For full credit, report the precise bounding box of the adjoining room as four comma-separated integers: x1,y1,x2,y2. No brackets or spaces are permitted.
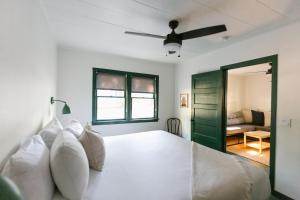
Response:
226,63,272,166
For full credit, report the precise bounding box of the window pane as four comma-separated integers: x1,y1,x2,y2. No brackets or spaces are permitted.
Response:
97,73,125,90
97,89,124,97
132,98,154,119
132,77,154,93
131,93,153,98
97,97,125,120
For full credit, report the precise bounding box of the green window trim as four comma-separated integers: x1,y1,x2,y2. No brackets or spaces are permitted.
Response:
92,68,159,125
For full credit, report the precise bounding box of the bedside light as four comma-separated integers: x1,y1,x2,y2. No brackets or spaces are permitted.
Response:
51,97,71,114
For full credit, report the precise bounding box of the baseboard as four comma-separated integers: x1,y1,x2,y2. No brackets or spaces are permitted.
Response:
272,190,294,200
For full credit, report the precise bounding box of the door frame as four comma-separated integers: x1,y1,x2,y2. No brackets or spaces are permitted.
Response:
220,55,278,191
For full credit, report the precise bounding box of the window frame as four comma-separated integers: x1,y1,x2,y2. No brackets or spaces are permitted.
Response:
92,68,159,125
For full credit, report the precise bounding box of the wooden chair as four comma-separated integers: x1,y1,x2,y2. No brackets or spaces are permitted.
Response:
167,118,182,137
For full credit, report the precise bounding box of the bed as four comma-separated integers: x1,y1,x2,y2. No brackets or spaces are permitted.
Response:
53,130,270,200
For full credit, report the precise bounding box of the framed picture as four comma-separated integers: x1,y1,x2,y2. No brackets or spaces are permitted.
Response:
180,93,188,108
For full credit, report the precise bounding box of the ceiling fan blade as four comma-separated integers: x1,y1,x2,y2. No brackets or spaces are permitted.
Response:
180,25,227,40
125,31,166,39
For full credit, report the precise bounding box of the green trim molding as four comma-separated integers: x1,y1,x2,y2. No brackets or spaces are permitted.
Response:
221,55,278,193
272,190,294,200
92,68,159,125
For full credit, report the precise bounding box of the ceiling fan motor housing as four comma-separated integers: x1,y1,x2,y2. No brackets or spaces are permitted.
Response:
163,33,182,46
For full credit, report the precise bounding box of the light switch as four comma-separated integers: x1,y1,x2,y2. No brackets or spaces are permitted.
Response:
280,119,292,128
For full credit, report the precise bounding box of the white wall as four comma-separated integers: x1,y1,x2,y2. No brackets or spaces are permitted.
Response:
0,0,57,167
227,74,272,114
175,21,300,199
243,74,272,111
227,75,244,114
57,47,175,136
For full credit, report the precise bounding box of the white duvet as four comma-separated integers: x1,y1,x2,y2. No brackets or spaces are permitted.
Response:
192,142,270,200
53,130,270,200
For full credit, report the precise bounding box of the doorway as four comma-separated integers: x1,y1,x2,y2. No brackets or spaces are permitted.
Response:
225,63,272,166
221,55,277,190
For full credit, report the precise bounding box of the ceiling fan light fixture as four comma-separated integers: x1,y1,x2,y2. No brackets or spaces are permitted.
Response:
164,42,181,55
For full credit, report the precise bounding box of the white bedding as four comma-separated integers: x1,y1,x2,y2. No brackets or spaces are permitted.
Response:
53,130,270,200
192,142,270,200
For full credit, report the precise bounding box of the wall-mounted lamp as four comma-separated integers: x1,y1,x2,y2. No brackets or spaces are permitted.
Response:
51,97,71,114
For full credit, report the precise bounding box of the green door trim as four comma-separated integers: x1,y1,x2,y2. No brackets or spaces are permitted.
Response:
220,54,278,192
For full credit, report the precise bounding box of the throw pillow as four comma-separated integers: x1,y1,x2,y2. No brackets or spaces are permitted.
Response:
39,118,63,149
50,131,89,200
2,135,54,200
264,111,271,127
227,112,242,119
79,125,105,171
64,119,84,138
251,110,264,126
242,109,252,123
227,117,245,126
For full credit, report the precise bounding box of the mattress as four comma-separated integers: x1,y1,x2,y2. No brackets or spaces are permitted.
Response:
53,130,270,200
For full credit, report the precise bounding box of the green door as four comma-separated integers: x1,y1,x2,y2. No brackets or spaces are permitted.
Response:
191,70,224,151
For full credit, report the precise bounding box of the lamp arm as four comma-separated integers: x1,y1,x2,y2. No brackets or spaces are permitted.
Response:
54,99,67,104
50,97,67,104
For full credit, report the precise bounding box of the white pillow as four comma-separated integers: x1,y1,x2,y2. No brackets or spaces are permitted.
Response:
50,131,89,200
242,109,252,123
2,135,54,200
64,119,84,138
79,125,105,171
264,111,271,127
39,118,63,149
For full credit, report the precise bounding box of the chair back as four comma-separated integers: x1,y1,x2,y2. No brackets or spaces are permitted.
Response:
167,118,181,137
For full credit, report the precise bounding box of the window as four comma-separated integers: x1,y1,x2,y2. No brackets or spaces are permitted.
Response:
92,68,159,125
96,73,126,120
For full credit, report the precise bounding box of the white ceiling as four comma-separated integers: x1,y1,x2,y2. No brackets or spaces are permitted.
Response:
228,63,271,76
42,0,300,63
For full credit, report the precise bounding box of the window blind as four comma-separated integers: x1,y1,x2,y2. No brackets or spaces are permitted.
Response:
131,77,154,93
96,73,125,90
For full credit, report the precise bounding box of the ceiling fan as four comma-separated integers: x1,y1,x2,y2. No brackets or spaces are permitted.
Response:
125,20,227,57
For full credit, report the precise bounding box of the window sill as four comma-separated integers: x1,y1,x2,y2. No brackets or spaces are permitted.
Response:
92,118,159,125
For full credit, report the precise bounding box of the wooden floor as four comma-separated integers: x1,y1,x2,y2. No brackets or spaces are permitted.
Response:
226,137,270,166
